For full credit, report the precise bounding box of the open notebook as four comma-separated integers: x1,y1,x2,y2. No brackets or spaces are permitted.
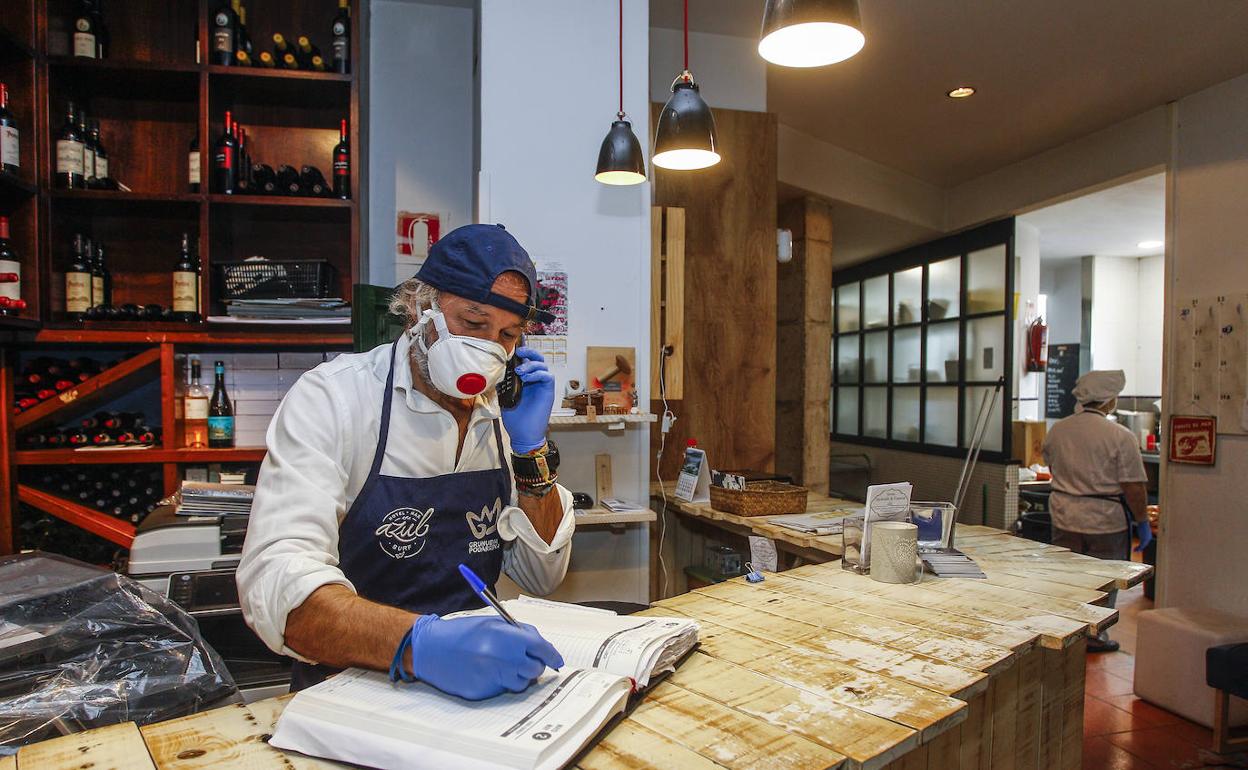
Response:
270,597,700,770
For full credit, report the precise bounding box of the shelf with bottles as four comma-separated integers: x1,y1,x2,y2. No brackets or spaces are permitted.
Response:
0,202,38,326
12,347,161,433
46,0,196,66
206,0,354,77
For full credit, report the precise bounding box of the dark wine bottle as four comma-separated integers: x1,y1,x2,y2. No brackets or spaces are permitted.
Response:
333,118,350,199
92,0,110,58
188,135,200,192
55,102,85,189
172,232,200,322
281,52,299,70
300,165,330,196
214,109,238,194
208,360,234,448
65,233,91,320
0,215,23,317
234,49,253,67
0,83,19,175
257,51,276,68
251,163,276,193
236,2,252,58
272,33,291,60
331,0,350,74
275,164,302,195
309,55,327,72
88,119,108,186
295,36,321,69
237,125,250,190
211,0,237,66
96,242,111,306
72,0,98,59
88,239,104,310
77,108,94,187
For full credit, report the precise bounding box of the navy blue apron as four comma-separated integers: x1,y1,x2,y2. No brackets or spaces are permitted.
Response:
290,341,510,690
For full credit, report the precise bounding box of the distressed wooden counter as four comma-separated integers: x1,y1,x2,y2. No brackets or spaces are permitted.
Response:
7,522,1148,770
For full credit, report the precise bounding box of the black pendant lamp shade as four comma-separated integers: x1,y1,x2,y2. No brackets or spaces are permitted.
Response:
596,119,647,185
759,0,865,68
652,75,720,170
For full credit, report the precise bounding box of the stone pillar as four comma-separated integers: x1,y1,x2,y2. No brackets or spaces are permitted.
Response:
776,197,834,494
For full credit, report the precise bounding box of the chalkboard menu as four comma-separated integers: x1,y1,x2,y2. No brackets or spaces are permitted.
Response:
1046,344,1081,418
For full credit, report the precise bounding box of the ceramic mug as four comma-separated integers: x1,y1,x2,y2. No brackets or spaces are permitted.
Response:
870,521,920,584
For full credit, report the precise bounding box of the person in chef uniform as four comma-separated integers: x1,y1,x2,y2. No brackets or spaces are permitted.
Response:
1043,369,1152,653
237,224,573,695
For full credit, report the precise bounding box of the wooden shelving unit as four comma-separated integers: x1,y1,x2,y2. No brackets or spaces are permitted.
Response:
0,0,366,555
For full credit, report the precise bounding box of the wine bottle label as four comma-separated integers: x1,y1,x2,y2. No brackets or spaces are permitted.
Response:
208,415,234,440
213,19,234,53
91,276,103,307
0,126,18,167
173,271,197,312
333,34,348,61
334,153,349,175
73,30,97,58
216,147,233,170
65,272,90,313
185,398,209,420
83,147,95,178
0,260,19,301
56,140,84,175
189,151,200,184
96,155,108,179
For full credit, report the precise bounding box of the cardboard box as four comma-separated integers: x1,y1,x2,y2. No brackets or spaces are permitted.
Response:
1012,420,1047,466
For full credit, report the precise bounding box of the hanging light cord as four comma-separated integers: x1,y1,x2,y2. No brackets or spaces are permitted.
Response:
683,0,689,71
617,0,624,119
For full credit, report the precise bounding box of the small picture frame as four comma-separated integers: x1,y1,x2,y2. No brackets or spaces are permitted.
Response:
1168,415,1216,465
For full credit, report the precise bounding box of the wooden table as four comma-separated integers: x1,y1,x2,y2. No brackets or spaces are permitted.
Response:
8,506,1150,770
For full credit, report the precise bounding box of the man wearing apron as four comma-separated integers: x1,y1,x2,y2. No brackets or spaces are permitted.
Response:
1042,369,1153,653
238,224,572,698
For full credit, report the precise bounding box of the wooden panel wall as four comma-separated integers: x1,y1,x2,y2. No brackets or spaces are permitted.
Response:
650,105,778,480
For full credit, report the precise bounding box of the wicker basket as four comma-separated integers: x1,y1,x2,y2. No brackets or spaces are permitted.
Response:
709,481,809,517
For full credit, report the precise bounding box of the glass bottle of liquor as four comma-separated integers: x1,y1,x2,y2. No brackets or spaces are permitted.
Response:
0,215,21,316
257,51,276,68
333,119,350,199
65,234,91,320
236,2,252,58
89,119,108,184
214,110,237,194
88,239,104,310
0,83,19,175
272,32,290,61
276,164,301,195
184,356,209,448
208,360,234,448
77,108,94,187
92,0,110,58
281,52,299,70
295,36,321,69
172,232,200,322
211,0,237,66
96,241,111,307
55,102,85,189
72,0,98,58
332,0,351,74
188,134,200,192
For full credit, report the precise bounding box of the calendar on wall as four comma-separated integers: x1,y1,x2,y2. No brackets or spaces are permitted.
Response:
1171,294,1248,435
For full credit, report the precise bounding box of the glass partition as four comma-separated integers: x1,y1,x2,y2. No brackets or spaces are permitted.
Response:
835,387,859,435
863,331,888,383
925,321,960,382
928,257,960,320
894,266,922,325
892,387,921,442
836,335,860,383
964,385,1004,452
836,282,860,333
966,244,1007,314
926,387,959,446
892,328,921,383
966,316,1005,381
863,387,887,438
863,275,890,329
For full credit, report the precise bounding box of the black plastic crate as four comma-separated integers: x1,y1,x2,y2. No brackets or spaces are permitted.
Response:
215,259,337,300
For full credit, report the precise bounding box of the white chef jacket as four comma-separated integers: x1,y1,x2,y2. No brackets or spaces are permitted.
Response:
236,332,575,659
1042,410,1148,535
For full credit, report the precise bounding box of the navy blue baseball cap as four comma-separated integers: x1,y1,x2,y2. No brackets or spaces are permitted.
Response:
415,224,555,324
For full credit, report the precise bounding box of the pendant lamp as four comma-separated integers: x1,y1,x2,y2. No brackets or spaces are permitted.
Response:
758,0,865,68
652,0,719,171
596,0,646,185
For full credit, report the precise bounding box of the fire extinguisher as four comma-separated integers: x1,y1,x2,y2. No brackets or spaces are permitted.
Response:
1027,317,1048,372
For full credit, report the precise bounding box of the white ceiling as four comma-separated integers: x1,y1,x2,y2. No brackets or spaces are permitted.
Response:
1019,173,1165,261
651,0,1248,186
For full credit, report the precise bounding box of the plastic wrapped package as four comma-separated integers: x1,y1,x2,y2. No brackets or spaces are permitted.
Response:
0,552,240,753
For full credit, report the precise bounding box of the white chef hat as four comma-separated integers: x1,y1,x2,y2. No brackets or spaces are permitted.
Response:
1072,370,1126,403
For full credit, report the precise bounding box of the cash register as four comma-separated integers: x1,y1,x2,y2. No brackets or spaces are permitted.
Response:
124,506,291,701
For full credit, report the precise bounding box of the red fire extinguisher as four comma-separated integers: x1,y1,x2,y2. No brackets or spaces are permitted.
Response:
1027,317,1048,372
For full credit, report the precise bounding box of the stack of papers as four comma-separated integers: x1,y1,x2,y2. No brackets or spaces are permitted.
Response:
223,298,351,321
598,498,647,513
175,482,254,516
920,548,987,579
769,509,861,535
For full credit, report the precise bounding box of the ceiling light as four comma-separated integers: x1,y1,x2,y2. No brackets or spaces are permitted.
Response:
947,86,976,99
1138,240,1163,249
653,0,720,171
759,0,865,68
595,0,645,185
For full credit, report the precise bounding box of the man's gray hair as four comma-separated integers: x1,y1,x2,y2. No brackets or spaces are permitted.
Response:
389,278,440,328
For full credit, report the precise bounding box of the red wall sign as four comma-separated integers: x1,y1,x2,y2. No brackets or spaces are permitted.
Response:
1169,415,1217,465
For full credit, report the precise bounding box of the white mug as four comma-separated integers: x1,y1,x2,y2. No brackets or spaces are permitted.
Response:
870,522,920,584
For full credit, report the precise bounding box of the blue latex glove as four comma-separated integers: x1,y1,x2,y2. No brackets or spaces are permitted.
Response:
409,614,564,701
1133,520,1153,552
501,346,555,453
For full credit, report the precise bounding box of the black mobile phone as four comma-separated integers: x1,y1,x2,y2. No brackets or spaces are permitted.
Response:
497,337,525,409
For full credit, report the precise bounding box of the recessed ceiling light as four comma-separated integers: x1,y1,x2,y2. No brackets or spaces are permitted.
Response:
947,86,976,99
1138,240,1163,249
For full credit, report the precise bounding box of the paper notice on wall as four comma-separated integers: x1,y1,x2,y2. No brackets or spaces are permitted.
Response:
526,260,569,369
1217,295,1247,432
1174,295,1248,436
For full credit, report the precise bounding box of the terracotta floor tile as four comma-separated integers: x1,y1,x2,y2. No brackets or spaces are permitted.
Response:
1084,736,1158,769
1167,719,1215,750
1085,695,1143,736
1106,725,1207,768
1098,695,1188,727
1088,668,1137,698
1087,650,1137,676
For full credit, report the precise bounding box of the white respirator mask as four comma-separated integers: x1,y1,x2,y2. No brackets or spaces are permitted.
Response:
415,307,509,399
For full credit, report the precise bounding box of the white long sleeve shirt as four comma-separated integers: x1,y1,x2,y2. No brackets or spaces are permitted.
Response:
236,333,575,660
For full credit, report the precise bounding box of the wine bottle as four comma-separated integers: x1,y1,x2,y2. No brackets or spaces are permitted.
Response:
0,216,22,316
184,356,209,448
332,0,350,74
95,242,111,306
172,232,200,322
214,109,238,194
72,0,98,58
0,83,19,175
281,52,299,70
237,125,250,190
296,36,321,69
257,51,276,68
88,239,104,310
275,164,302,195
333,118,350,199
234,49,253,67
236,2,252,58
209,360,234,448
188,135,200,192
55,102,85,189
88,119,108,186
211,0,237,66
93,0,110,59
65,233,91,320
309,55,327,72
251,163,276,193
300,165,329,196
77,108,95,187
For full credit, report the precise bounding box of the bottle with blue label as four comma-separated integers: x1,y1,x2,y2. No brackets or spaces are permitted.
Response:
208,360,235,448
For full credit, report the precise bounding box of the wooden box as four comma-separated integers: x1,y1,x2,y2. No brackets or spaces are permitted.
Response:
1012,420,1047,466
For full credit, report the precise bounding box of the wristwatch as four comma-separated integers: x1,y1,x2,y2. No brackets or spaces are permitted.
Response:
512,439,560,491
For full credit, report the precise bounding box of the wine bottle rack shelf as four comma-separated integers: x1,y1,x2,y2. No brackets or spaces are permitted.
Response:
17,484,136,548
13,346,161,433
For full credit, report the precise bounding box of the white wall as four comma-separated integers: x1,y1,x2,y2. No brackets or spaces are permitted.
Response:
1040,260,1084,345
1014,221,1043,420
649,28,766,113
367,1,476,287
1087,255,1163,397
1136,255,1164,397
480,0,652,605
1159,73,1248,618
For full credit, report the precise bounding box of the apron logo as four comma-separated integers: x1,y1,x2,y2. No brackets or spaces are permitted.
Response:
466,498,501,540
375,507,435,559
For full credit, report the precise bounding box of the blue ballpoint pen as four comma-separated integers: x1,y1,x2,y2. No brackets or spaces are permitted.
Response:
458,563,519,626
